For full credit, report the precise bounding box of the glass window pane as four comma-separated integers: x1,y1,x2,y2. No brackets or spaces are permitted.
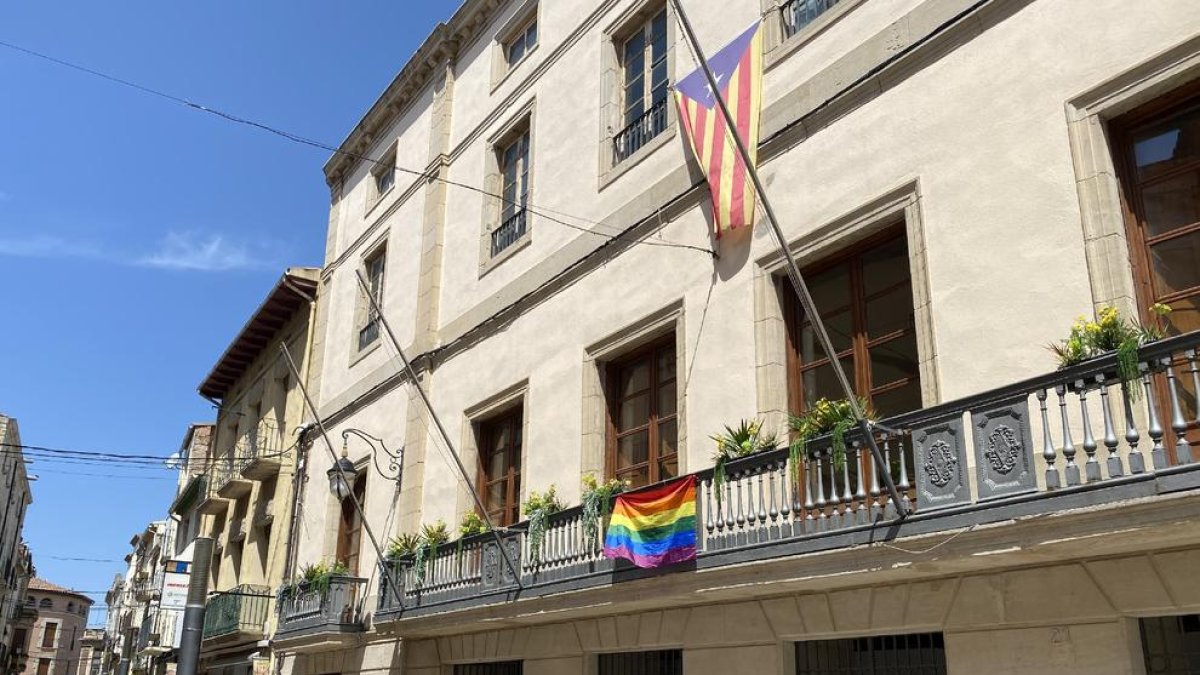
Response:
871,380,922,418
619,393,651,430
507,38,525,65
657,346,676,381
1141,171,1200,238
801,357,854,409
659,418,677,459
657,380,677,417
861,236,909,295
870,332,919,388
621,361,650,396
485,482,505,513
1149,229,1200,297
808,262,851,314
801,309,852,357
487,451,507,480
617,432,649,469
1133,107,1200,181
526,21,538,49
617,465,650,489
1163,296,1200,336
659,455,678,481
865,284,914,338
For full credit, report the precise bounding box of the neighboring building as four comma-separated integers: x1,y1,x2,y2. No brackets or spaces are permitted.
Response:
21,580,91,675
76,630,103,675
270,1,1200,674
100,576,124,675
192,269,318,675
0,416,36,675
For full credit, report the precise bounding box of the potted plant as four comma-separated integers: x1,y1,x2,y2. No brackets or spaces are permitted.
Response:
788,397,875,477
283,559,350,600
581,474,627,547
455,512,489,563
1048,303,1171,398
710,419,776,503
522,486,563,565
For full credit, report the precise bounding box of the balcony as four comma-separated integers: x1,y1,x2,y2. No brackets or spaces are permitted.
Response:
216,456,252,500
376,331,1200,621
612,97,669,164
780,0,842,39
131,572,162,602
201,585,270,642
195,474,227,516
239,419,284,481
275,576,366,642
228,518,246,544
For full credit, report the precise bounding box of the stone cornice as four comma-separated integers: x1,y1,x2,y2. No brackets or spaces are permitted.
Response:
323,0,507,186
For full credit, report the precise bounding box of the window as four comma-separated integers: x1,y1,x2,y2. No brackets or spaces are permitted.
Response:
36,658,50,675
1140,614,1200,674
505,17,538,69
782,229,921,419
492,130,531,258
13,628,27,651
780,0,843,39
336,473,367,576
477,407,523,527
41,623,57,649
607,338,678,489
795,633,947,674
25,597,34,607
38,598,51,610
613,7,669,163
597,650,682,675
66,602,74,613
454,663,522,675
372,149,396,198
357,246,386,351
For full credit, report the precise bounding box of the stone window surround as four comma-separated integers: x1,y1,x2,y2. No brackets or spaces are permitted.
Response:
366,141,399,219
597,0,678,190
581,301,687,481
752,181,937,438
348,233,390,367
479,99,537,277
1065,35,1200,320
759,0,867,71
456,380,530,523
490,0,540,93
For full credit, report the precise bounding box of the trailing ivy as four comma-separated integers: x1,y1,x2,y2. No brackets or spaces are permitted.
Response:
522,486,563,566
581,474,626,547
788,397,874,477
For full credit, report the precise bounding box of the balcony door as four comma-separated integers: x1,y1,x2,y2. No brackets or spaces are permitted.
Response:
477,407,523,528
335,474,366,576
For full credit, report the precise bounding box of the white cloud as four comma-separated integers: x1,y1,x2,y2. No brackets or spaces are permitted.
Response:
138,231,275,272
0,234,103,259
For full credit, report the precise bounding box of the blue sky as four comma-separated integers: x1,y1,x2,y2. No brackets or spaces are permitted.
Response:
0,1,459,626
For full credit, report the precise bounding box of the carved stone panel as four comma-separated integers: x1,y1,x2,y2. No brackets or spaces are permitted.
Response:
971,397,1037,500
481,534,522,589
914,413,971,510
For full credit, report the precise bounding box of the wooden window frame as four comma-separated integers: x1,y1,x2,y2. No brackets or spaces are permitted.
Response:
335,473,367,576
476,406,524,528
41,623,56,650
782,225,918,417
604,335,678,488
620,7,669,129
357,245,387,352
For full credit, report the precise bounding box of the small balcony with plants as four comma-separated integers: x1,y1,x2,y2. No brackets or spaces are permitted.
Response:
201,584,271,643
274,561,366,643
372,308,1200,627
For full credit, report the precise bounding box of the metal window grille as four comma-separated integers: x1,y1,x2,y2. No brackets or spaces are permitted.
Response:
781,0,842,38
490,208,528,258
597,649,683,675
614,8,668,164
795,633,947,675
1141,615,1200,674
453,662,523,675
613,97,669,164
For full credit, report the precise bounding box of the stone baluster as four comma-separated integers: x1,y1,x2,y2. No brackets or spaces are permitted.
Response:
814,452,827,529
869,439,882,521
779,459,792,525
897,436,913,514
1120,376,1145,474
1057,385,1080,486
827,449,843,529
735,469,747,531
1077,380,1101,482
1097,374,1123,478
1037,390,1059,488
756,465,768,533
704,477,715,540
803,455,815,530
724,474,735,531
853,440,867,524
768,460,780,524
1189,349,1200,428
1142,365,1167,470
1164,357,1193,465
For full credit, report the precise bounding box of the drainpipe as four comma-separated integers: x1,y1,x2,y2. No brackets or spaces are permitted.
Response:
280,282,318,585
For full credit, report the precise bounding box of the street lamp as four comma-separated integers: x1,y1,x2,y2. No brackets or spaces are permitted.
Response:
328,429,402,500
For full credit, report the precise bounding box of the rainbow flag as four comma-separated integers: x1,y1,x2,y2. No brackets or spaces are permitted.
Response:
603,476,697,568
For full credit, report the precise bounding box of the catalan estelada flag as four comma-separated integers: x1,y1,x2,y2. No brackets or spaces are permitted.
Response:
603,475,697,568
674,22,763,237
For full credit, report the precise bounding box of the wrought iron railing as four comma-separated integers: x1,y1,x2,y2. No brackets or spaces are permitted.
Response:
780,0,842,38
612,97,669,164
201,585,270,640
490,208,528,258
276,576,366,636
376,331,1200,619
358,318,380,351
235,419,281,467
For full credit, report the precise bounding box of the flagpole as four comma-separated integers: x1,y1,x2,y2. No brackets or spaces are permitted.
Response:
668,0,908,517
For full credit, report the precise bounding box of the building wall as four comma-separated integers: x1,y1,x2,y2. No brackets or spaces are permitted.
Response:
21,592,91,675
0,417,33,669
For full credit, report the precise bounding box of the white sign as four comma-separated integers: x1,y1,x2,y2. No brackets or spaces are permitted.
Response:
160,571,190,611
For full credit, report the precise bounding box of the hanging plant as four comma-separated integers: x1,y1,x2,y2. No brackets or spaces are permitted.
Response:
709,419,776,504
410,521,449,586
581,474,627,546
522,486,563,566
788,397,875,477
1048,303,1171,400
293,559,350,598
456,512,489,562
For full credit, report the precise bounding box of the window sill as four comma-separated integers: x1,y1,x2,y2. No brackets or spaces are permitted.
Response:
764,0,866,73
364,183,396,220
348,337,382,368
490,43,540,94
478,231,533,279
598,123,677,192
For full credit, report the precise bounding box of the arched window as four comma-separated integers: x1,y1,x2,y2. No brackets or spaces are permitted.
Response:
38,598,51,609
66,602,74,612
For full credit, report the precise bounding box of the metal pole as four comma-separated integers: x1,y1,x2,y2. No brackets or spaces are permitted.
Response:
174,537,211,675
278,343,408,609
667,0,907,515
354,271,523,586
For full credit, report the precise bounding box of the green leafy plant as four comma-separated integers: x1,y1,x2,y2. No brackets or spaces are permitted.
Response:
581,473,627,546
1048,304,1171,399
411,520,449,585
458,512,489,538
522,485,563,565
386,532,421,560
293,559,350,597
788,398,875,476
710,419,776,503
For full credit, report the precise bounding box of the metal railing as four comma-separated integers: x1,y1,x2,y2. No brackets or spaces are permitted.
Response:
490,208,528,258
276,576,366,636
236,419,282,467
612,97,669,164
376,331,1200,619
201,585,270,640
780,0,842,38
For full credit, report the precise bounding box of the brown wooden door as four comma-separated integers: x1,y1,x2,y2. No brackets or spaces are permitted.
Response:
477,407,523,527
606,338,679,489
335,474,366,575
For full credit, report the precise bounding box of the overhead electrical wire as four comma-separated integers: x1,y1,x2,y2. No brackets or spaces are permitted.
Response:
0,38,715,258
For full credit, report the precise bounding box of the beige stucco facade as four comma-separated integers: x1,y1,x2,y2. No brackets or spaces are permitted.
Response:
279,0,1200,673
22,580,92,675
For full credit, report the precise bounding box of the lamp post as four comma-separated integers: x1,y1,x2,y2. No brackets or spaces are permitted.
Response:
328,429,402,500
